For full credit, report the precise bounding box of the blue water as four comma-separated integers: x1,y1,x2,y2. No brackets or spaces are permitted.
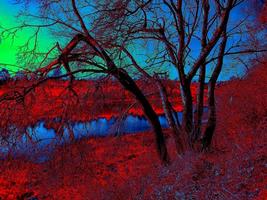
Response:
0,113,183,162
0,108,208,162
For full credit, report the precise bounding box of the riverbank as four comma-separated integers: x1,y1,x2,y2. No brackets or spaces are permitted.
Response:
0,122,266,199
0,79,199,127
0,63,266,199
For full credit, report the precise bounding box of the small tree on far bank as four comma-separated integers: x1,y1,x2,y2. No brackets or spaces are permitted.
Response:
0,68,10,84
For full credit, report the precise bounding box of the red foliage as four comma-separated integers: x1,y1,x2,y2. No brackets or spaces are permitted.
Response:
0,79,200,127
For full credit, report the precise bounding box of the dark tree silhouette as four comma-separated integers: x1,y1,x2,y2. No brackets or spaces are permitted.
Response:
108,0,267,150
2,0,171,163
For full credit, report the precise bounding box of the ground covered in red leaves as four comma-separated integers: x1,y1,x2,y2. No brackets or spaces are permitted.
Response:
0,63,266,200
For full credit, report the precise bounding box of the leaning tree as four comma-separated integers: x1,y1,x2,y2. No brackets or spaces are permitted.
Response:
1,0,266,163
1,0,172,163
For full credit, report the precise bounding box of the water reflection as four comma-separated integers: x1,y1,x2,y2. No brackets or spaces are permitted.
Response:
0,112,184,161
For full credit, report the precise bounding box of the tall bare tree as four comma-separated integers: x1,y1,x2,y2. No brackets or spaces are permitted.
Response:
111,0,267,149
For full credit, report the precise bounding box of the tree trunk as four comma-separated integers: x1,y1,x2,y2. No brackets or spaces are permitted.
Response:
193,0,209,142
112,68,170,164
202,31,228,150
156,78,184,154
193,65,206,142
201,82,216,150
180,80,193,147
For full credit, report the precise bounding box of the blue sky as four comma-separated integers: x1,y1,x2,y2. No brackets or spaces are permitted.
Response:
0,0,264,81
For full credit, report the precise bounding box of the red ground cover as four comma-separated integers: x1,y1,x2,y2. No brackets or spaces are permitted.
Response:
0,63,266,199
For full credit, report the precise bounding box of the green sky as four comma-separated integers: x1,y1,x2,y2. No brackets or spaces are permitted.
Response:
0,2,55,74
0,2,20,72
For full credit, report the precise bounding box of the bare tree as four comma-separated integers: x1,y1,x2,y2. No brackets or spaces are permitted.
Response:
111,0,267,150
1,0,172,163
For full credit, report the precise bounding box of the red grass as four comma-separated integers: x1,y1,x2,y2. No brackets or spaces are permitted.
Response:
0,62,266,199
